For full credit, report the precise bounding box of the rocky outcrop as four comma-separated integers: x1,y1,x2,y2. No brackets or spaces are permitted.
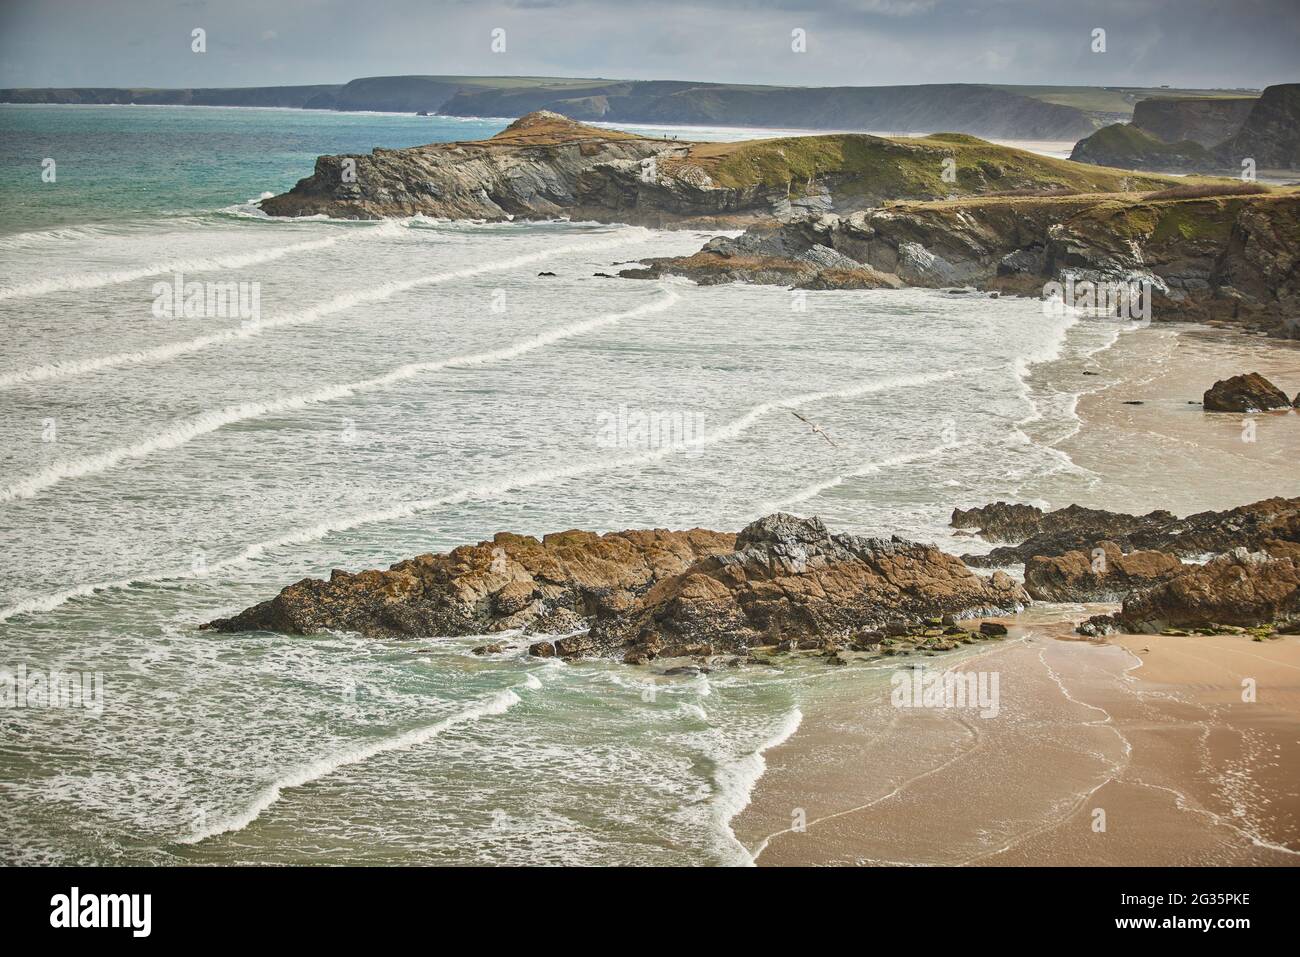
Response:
1078,548,1300,634
259,112,1172,228
1202,372,1294,412
1131,96,1258,149
629,191,1300,337
1024,542,1185,602
204,514,1028,660
951,501,1046,543
961,497,1300,567
202,525,736,639
584,514,1028,662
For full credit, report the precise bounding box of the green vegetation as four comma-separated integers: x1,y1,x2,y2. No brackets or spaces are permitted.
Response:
670,131,1179,199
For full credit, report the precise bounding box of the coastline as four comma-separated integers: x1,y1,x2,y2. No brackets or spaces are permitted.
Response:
736,322,1300,866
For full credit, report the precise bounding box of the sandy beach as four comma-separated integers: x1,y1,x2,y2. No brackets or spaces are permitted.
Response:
738,322,1300,867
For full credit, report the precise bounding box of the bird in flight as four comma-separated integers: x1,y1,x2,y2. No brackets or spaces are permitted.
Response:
791,411,836,447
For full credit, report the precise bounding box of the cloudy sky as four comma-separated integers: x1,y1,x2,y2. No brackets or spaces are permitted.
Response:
1,0,1296,90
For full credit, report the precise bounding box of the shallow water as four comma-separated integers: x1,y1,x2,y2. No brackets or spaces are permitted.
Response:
1,104,1158,865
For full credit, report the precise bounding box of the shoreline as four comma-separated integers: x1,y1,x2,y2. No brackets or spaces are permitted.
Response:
737,322,1300,866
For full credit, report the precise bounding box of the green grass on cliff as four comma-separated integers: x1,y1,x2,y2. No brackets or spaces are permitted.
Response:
672,132,1179,200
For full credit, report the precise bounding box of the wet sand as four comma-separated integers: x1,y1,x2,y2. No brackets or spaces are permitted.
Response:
737,323,1300,866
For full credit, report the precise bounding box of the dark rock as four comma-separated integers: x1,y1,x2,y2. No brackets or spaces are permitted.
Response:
471,642,506,655
951,502,1045,543
528,641,556,658
1202,372,1292,413
962,497,1300,567
979,621,1008,636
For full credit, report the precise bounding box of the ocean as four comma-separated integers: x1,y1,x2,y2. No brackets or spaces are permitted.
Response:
1,104,1128,865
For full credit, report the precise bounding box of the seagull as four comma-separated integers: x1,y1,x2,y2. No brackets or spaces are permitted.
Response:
791,411,836,447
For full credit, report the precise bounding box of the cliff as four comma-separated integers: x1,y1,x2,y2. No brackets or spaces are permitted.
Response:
1131,96,1257,148
259,112,1174,227
1070,83,1300,174
1218,83,1300,171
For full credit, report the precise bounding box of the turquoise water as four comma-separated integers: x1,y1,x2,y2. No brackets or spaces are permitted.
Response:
0,105,1118,865
0,106,509,234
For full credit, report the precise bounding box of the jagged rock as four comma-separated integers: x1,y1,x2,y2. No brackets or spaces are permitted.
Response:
1024,542,1185,602
587,514,1028,660
962,497,1300,567
202,525,735,638
951,502,1045,543
1202,372,1293,412
1078,549,1300,634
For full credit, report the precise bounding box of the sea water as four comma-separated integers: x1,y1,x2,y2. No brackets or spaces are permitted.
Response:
0,104,1124,865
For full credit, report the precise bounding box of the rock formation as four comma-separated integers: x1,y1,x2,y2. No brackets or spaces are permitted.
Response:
202,525,736,639
960,496,1300,567
259,112,1171,228
1078,548,1300,635
1201,372,1295,412
204,514,1029,661
627,191,1300,336
585,514,1027,662
1023,542,1185,602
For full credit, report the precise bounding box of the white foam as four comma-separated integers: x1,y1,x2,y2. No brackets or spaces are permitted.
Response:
2,359,967,618
0,231,650,389
0,287,678,502
175,688,520,845
0,227,399,302
713,707,803,866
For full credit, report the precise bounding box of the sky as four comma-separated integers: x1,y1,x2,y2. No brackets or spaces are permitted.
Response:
1,0,1296,91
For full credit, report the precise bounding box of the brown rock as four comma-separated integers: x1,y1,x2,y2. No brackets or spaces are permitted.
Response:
1024,542,1185,602
590,514,1028,659
202,525,735,638
1202,372,1292,413
1098,549,1300,633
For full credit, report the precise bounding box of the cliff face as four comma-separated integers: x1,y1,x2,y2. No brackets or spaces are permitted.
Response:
1218,83,1300,171
1132,96,1257,148
1070,84,1300,174
260,112,1172,227
624,192,1300,337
